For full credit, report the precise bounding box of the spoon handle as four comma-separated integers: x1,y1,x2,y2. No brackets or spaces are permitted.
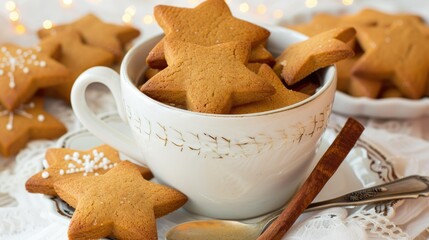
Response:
258,175,429,234
257,118,364,240
306,175,429,211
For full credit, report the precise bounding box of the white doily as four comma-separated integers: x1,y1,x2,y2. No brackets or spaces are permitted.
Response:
284,207,409,240
285,208,367,240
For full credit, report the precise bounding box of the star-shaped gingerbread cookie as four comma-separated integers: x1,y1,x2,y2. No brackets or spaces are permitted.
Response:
38,13,140,62
232,64,309,114
0,44,69,111
146,0,270,69
54,161,187,240
274,27,356,86
141,38,275,114
352,20,429,99
25,144,153,196
38,28,115,102
0,97,66,156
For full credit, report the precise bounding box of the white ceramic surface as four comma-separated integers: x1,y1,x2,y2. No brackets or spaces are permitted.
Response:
48,113,394,240
70,26,337,219
334,92,429,119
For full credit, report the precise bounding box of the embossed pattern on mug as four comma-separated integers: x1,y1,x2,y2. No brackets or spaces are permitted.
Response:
125,103,332,159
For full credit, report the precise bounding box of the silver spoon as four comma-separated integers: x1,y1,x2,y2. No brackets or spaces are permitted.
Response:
165,175,429,240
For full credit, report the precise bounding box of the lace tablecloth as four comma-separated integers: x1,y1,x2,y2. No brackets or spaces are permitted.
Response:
1,0,429,239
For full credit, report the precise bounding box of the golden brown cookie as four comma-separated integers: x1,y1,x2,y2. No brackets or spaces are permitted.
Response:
342,9,424,27
336,53,362,93
25,145,153,196
424,26,429,37
246,63,263,73
143,67,161,81
274,27,356,86
347,76,382,98
248,43,275,66
38,13,140,62
0,97,66,157
0,44,68,111
148,40,273,70
54,161,187,240
380,87,403,98
352,20,429,99
426,74,429,97
356,19,429,51
141,38,275,114
146,0,270,69
232,64,309,114
289,74,321,96
354,25,385,51
38,29,115,102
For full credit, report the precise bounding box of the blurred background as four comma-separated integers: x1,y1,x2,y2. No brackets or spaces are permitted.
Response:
1,0,428,46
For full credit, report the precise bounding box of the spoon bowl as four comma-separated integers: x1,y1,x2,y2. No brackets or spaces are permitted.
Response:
166,220,262,240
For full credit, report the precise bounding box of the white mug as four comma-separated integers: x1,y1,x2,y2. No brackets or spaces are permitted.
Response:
71,26,337,219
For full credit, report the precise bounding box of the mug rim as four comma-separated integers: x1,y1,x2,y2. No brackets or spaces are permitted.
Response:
120,25,336,118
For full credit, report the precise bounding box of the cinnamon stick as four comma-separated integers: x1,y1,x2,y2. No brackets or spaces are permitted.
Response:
257,118,364,240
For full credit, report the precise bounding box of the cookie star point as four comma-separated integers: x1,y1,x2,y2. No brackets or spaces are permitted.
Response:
147,0,270,69
274,27,356,85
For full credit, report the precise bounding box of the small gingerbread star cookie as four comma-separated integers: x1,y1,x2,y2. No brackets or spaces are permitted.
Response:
38,13,140,61
146,0,270,69
0,44,69,111
352,20,429,99
232,64,309,114
38,28,115,102
274,27,356,86
141,38,275,114
25,144,153,196
54,161,187,240
0,97,67,156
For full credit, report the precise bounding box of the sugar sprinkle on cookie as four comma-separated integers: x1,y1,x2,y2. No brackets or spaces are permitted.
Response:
54,161,187,240
0,44,68,111
0,97,67,157
25,144,153,196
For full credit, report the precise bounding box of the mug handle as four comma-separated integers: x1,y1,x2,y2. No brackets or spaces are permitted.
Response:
71,66,145,163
